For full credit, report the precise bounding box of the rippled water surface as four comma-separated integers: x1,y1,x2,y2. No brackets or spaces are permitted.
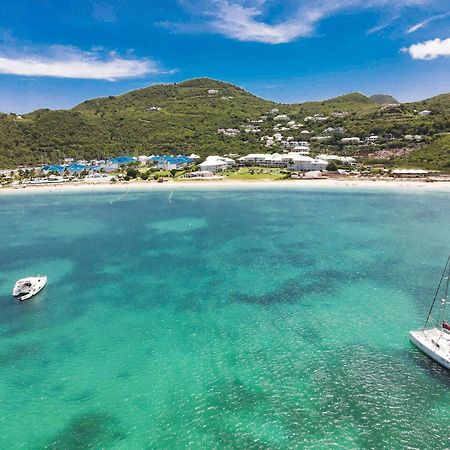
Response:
0,187,449,449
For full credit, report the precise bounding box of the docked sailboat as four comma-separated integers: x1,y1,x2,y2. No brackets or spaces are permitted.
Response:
12,276,47,301
409,254,450,369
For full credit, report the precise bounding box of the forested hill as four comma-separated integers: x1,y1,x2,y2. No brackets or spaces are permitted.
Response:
0,78,449,170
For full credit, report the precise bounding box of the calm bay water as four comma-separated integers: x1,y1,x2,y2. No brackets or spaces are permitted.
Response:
0,187,449,449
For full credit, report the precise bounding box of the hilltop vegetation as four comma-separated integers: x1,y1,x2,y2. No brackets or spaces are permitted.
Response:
369,94,399,105
0,78,449,170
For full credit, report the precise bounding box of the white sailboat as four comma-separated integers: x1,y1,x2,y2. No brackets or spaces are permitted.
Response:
12,276,47,301
409,254,450,369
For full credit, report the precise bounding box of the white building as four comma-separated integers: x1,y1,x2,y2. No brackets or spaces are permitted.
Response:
305,115,328,123
318,154,357,165
238,152,327,171
341,137,361,144
366,135,379,142
311,136,331,141
274,114,290,121
289,156,328,171
404,134,423,141
324,127,344,134
418,110,431,116
184,171,215,178
207,89,219,94
138,155,151,165
199,156,235,172
218,128,240,137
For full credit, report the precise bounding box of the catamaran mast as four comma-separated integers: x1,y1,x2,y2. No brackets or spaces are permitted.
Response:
423,253,450,329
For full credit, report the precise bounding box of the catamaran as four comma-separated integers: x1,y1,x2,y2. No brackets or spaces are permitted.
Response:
409,254,450,369
12,276,47,301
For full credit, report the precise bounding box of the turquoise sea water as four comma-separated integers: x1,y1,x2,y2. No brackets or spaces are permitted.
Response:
0,187,449,449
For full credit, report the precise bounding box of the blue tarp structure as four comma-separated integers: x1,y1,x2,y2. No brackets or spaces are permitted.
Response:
66,164,85,173
150,155,193,165
42,165,64,172
108,156,136,165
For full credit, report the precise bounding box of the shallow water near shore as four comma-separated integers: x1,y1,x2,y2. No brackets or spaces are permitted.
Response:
0,188,449,448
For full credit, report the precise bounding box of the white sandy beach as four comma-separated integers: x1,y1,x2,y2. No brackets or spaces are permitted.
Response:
2,177,450,195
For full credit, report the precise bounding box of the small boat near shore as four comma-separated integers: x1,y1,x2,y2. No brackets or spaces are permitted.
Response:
409,254,450,369
12,276,47,301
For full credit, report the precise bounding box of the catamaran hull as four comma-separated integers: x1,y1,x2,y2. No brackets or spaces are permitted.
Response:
409,330,450,370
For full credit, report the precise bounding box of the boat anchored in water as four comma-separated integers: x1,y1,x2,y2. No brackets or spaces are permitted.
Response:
409,254,450,369
12,276,47,301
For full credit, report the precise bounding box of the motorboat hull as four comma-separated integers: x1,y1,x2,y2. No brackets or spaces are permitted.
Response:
409,328,450,370
12,276,47,301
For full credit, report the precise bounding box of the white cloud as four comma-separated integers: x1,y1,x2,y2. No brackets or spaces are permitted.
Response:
406,13,449,33
0,46,170,80
174,0,429,44
403,37,450,60
367,17,399,35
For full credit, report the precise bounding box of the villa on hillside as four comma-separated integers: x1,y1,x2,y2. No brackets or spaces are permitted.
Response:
218,128,240,137
341,137,361,144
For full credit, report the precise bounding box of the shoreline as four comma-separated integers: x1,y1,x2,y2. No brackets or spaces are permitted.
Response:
1,177,450,195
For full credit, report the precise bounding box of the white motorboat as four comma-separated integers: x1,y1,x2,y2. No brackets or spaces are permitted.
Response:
409,254,450,369
12,276,47,301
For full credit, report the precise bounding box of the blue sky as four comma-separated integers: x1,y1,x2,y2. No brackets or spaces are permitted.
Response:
0,0,449,113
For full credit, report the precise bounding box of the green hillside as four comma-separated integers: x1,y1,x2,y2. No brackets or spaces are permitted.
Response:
369,94,399,105
397,134,450,170
0,77,449,170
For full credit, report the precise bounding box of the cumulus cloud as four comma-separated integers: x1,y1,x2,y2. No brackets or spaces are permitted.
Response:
0,46,170,80
173,0,429,44
403,37,450,60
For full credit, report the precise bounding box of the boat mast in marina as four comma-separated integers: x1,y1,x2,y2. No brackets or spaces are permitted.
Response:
409,253,450,369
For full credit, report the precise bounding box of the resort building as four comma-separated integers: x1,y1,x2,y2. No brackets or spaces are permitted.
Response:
238,152,328,171
289,156,328,172
199,156,235,172
108,156,137,165
151,155,193,171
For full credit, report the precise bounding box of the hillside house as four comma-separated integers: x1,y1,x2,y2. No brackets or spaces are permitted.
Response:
341,137,361,144
218,128,240,137
274,114,290,121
